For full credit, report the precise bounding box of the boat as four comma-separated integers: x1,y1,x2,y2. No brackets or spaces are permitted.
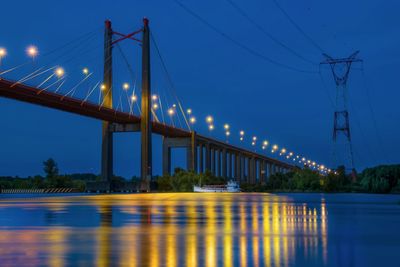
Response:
193,180,241,193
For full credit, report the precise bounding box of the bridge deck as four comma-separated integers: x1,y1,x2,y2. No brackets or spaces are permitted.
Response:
0,79,190,138
0,78,295,168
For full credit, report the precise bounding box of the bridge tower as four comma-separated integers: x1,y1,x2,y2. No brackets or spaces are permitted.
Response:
101,20,114,186
140,18,152,192
321,51,362,175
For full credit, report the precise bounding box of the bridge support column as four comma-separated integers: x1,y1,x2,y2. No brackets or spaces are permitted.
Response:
205,144,211,172
217,149,221,177
235,154,240,182
228,152,232,179
162,133,196,176
222,149,227,178
239,155,243,182
233,154,237,180
140,18,152,192
211,148,216,175
101,20,113,191
187,132,197,172
162,140,171,176
260,161,266,184
199,144,204,173
251,158,256,184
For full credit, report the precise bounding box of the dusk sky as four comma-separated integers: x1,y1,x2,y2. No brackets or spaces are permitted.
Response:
0,0,398,178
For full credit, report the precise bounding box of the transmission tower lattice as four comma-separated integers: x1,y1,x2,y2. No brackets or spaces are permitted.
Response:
321,51,362,173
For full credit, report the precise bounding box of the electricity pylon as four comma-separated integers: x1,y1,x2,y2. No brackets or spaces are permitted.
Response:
321,51,362,175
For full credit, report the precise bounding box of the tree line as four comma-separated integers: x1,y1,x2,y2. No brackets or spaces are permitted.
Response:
1,158,399,194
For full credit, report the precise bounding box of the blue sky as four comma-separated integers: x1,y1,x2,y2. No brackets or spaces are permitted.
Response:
0,0,399,177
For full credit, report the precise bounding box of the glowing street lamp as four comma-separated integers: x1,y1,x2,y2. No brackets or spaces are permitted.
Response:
122,82,130,90
187,108,192,115
206,115,213,124
189,116,196,124
252,136,257,141
26,45,38,59
208,124,214,131
0,47,6,66
0,47,6,58
100,84,107,91
225,131,230,136
167,108,175,116
224,124,230,130
152,94,158,101
131,94,137,102
55,67,65,78
152,103,159,110
82,68,89,75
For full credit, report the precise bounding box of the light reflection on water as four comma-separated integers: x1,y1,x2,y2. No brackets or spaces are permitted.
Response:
0,193,399,267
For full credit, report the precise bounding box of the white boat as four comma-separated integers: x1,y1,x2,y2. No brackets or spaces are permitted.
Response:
193,180,241,193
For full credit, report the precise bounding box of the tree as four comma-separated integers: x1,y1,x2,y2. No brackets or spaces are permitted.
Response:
43,158,59,179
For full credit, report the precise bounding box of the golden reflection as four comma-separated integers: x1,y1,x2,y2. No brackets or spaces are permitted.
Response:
223,198,233,267
186,200,198,267
205,198,217,267
239,202,247,267
0,193,329,267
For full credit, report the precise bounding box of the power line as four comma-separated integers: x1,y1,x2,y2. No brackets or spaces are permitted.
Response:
226,0,317,65
360,63,389,163
271,0,325,54
173,0,318,74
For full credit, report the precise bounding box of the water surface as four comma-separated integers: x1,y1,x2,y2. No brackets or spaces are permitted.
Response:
0,193,399,266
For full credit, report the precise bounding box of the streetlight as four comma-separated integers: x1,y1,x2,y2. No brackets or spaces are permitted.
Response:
26,45,38,60
208,124,214,131
239,130,244,141
0,47,6,58
123,82,130,90
55,67,65,78
131,94,137,102
153,103,159,110
224,124,230,130
83,68,89,75
189,116,196,124
187,108,192,115
167,108,175,116
206,115,213,124
0,47,6,66
152,94,158,101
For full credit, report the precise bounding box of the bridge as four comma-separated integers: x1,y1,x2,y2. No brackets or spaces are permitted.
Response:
0,18,321,192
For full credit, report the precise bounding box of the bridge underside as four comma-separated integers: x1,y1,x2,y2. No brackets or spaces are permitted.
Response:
0,78,296,188
0,79,190,138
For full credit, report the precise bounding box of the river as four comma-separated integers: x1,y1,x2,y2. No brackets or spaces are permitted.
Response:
0,193,399,266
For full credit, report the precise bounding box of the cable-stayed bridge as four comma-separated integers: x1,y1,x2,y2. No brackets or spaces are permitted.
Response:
0,18,329,192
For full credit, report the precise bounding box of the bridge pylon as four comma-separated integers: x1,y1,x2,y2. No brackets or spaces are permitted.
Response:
101,19,114,190
140,18,152,192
